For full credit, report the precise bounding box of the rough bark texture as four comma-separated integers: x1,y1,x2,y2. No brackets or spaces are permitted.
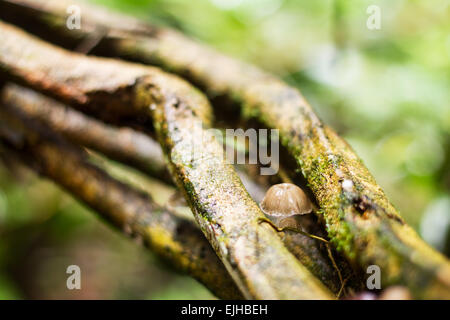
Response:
0,21,333,299
2,84,171,181
0,0,448,299
2,83,351,294
0,100,243,300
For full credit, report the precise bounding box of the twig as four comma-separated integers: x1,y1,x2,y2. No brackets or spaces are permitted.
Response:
2,84,171,182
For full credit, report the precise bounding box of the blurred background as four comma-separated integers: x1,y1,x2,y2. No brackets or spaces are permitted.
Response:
0,0,448,299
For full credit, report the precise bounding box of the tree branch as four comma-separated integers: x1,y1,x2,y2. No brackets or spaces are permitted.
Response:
2,0,447,299
0,99,244,300
2,83,354,295
2,83,171,181
0,21,333,299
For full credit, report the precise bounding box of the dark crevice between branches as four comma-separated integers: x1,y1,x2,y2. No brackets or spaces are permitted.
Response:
0,22,335,299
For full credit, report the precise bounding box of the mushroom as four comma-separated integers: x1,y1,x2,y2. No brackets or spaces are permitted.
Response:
259,183,312,230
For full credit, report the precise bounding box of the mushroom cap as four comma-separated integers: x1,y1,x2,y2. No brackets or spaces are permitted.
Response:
259,183,312,217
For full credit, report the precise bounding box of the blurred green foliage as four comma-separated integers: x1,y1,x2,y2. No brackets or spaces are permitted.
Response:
0,0,448,299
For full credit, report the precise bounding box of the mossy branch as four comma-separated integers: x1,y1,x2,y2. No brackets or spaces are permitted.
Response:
0,99,243,300
0,21,333,299
2,83,171,182
1,0,447,299
1,83,352,294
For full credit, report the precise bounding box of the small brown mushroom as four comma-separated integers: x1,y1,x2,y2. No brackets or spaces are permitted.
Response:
259,183,312,230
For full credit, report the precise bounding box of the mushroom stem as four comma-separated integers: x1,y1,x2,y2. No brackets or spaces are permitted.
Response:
257,217,328,243
258,216,345,296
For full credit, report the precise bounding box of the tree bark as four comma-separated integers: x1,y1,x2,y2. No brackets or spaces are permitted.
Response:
2,83,171,181
0,21,333,299
0,0,448,299
1,83,353,294
0,100,243,300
